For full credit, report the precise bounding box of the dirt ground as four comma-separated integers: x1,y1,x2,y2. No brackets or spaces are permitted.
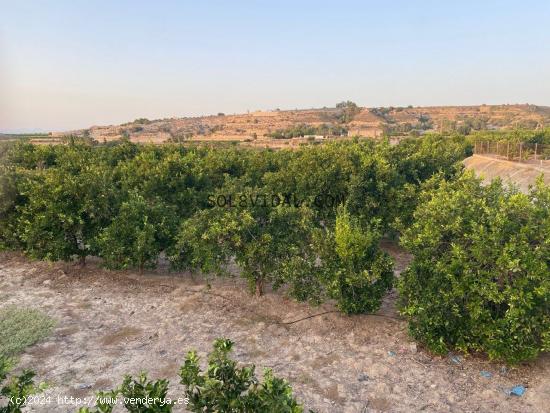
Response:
464,154,550,193
0,246,548,413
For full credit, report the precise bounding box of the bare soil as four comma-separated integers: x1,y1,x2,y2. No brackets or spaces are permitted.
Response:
0,247,548,413
464,154,550,193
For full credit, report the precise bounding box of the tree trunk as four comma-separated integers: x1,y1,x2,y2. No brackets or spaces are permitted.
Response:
255,278,263,297
78,255,86,267
139,262,144,275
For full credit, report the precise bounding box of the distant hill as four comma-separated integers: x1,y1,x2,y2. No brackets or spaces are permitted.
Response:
47,104,550,147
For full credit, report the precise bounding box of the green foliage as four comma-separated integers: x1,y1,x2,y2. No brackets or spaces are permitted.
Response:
0,363,46,413
0,164,22,250
330,209,394,313
0,306,55,359
180,338,305,412
170,184,315,296
77,338,306,412
468,128,550,145
282,207,394,314
168,205,242,276
119,373,173,412
4,134,547,362
335,101,360,123
388,134,470,231
97,191,177,271
76,391,118,413
345,144,400,229
1,135,470,313
77,374,172,413
15,145,116,262
263,142,360,221
399,173,550,362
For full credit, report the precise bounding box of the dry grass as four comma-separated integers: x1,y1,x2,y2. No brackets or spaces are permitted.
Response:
0,306,56,358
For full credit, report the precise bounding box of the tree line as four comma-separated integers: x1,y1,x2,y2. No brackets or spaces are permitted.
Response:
0,136,467,301
1,135,548,362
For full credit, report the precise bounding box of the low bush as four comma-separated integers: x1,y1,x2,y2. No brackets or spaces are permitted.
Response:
78,338,307,413
181,338,306,412
0,357,47,413
0,307,55,359
282,207,394,314
0,307,52,412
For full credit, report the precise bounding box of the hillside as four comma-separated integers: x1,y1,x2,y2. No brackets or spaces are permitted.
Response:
45,103,550,146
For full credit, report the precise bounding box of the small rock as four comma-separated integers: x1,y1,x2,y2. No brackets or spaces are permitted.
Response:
409,343,417,354
480,370,492,378
77,383,92,390
357,373,369,382
388,351,396,357
450,355,462,364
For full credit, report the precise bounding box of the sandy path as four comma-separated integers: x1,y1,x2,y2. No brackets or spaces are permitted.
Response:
0,251,548,413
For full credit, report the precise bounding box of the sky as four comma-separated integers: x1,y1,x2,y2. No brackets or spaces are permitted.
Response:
1,0,550,132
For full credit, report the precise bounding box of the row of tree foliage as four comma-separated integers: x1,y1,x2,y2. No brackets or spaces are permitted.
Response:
0,136,469,305
468,128,550,144
1,136,548,362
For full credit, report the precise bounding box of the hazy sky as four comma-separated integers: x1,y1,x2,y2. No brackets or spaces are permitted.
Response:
1,0,550,132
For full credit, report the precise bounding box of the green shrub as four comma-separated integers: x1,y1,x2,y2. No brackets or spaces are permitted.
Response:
399,173,550,363
0,357,46,413
0,165,22,250
77,374,170,413
78,338,307,413
97,191,177,272
170,194,314,296
283,207,394,314
118,374,173,412
180,338,305,412
15,146,116,263
329,209,394,313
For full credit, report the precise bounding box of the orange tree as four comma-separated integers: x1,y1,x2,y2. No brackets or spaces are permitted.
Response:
399,173,550,362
